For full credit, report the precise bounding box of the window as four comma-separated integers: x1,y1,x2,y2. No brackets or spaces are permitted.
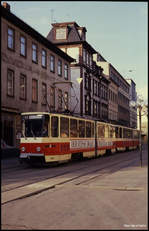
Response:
32,79,38,102
109,126,115,138
20,74,26,100
70,119,78,137
91,123,95,137
64,64,68,79
56,28,66,40
7,69,14,97
85,73,91,91
50,55,55,72
58,59,62,76
79,120,85,138
86,122,91,137
32,43,38,63
93,100,97,117
8,27,15,50
85,95,91,115
20,35,26,57
51,116,59,137
93,80,98,96
64,92,68,110
98,125,105,138
115,127,119,138
58,89,62,109
60,117,69,138
42,49,47,68
42,83,47,105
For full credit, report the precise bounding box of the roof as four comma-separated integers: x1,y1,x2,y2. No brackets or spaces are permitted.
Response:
55,41,97,54
1,5,74,63
52,21,87,32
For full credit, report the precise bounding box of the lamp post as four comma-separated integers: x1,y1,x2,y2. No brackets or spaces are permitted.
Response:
130,99,147,167
138,105,142,167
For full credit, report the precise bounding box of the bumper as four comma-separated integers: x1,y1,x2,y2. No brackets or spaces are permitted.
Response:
20,153,44,158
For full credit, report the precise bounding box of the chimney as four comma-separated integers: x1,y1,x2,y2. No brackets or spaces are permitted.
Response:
2,2,10,11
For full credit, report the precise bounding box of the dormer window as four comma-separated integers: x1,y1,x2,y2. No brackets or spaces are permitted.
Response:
56,28,66,40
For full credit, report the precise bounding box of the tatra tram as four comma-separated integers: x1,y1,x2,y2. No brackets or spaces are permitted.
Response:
20,112,140,165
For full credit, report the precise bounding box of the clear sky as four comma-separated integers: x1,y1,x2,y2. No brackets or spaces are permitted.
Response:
3,1,148,103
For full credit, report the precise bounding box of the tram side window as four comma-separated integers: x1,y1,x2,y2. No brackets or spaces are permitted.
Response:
86,121,91,137
115,127,119,138
91,122,95,137
133,130,139,138
51,116,59,137
129,130,133,138
70,119,78,137
119,127,122,138
98,125,105,138
109,126,115,138
60,117,69,138
79,120,85,137
123,128,131,138
105,125,109,138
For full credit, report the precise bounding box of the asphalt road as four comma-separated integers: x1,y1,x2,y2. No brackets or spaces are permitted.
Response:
1,145,148,230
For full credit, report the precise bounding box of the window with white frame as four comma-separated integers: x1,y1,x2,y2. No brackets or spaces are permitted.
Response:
8,27,15,50
42,49,47,68
20,35,26,57
64,64,68,79
58,59,62,76
50,55,55,72
32,43,38,63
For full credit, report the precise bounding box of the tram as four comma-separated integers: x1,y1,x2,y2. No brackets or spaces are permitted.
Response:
20,112,140,165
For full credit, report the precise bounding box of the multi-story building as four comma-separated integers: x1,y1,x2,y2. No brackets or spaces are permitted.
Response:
126,78,137,128
47,21,109,121
1,3,74,147
94,52,130,127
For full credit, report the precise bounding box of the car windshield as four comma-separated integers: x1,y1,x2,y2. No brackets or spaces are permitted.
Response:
22,114,49,137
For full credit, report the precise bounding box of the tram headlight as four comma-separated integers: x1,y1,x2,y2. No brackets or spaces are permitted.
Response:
21,147,25,152
36,147,41,152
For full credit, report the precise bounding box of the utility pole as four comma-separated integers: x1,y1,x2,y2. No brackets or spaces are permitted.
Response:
138,105,142,167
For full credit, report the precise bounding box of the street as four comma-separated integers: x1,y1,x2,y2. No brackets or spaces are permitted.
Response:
1,145,148,230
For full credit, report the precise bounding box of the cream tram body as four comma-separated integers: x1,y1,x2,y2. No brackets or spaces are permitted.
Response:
20,112,140,164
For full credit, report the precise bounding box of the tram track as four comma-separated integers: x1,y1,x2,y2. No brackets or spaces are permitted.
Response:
1,150,141,205
2,151,133,192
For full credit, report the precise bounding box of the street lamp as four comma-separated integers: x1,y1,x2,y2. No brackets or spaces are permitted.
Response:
130,99,147,167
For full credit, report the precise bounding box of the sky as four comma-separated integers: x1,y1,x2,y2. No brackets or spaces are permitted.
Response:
3,1,148,103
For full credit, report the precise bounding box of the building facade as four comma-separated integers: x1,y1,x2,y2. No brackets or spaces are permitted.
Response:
94,53,130,127
1,3,74,147
126,78,137,128
47,22,109,121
